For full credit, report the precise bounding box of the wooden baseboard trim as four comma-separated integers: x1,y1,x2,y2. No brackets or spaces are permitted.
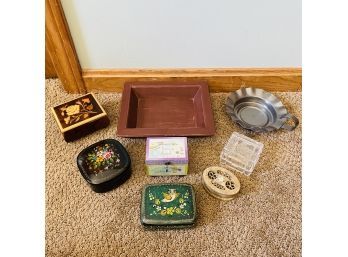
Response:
82,68,302,92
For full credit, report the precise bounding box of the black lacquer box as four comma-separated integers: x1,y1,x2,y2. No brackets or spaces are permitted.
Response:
77,139,131,193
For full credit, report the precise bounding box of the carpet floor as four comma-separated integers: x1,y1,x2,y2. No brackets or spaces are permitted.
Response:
45,79,302,257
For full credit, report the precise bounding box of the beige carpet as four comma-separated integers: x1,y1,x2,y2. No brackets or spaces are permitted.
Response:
45,79,302,257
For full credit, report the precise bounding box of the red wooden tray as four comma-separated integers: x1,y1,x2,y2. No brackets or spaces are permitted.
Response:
117,81,215,137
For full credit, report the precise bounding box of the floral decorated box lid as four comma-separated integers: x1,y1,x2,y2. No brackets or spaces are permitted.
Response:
77,139,131,193
140,183,196,228
145,137,188,165
51,93,107,133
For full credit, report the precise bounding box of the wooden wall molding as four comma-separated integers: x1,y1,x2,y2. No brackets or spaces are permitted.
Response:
45,44,57,78
82,68,302,92
45,0,85,93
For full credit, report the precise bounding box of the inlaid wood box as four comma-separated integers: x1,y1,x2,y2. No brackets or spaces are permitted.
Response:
51,93,110,142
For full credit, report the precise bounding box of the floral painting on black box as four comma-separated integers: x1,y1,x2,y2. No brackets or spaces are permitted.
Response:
51,93,110,142
77,139,131,193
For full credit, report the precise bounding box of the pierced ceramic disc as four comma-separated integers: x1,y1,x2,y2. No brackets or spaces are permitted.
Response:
202,166,240,200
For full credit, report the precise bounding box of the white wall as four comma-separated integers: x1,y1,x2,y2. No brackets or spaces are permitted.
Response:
61,0,301,69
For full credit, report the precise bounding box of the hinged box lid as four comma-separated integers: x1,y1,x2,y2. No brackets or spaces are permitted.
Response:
140,183,196,227
51,93,107,133
145,137,188,165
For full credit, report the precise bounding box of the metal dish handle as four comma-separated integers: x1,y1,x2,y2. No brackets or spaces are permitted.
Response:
281,114,299,131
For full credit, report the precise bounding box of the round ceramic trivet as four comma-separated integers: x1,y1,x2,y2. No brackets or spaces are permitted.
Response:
202,166,240,200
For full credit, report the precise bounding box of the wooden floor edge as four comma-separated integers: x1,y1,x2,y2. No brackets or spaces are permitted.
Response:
82,68,302,92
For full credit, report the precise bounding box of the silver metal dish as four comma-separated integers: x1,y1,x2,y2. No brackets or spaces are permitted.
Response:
226,87,299,132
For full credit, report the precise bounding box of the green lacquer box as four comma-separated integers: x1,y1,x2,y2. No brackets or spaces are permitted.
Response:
140,183,196,229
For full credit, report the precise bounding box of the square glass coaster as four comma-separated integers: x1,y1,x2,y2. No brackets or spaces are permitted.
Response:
220,132,263,176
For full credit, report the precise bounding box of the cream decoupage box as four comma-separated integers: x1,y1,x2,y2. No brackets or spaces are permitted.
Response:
145,137,188,176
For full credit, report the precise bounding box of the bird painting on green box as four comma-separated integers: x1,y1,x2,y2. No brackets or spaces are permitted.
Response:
141,184,196,226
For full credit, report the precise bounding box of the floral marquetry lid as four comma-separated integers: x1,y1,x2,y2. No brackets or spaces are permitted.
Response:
141,183,196,228
51,93,107,133
77,139,131,192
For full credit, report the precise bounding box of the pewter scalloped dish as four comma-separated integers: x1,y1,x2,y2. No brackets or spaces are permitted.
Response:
226,87,299,132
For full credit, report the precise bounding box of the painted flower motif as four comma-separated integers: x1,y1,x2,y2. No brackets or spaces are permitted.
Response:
103,151,112,159
85,143,121,174
66,105,80,116
149,189,191,217
166,207,174,215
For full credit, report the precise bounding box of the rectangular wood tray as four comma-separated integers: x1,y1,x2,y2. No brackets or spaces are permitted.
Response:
117,81,215,137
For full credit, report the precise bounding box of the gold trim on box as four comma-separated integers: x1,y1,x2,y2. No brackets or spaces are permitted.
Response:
51,93,107,133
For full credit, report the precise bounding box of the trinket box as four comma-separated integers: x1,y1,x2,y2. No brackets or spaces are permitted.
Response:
145,137,188,176
140,183,196,229
51,93,110,142
77,139,131,193
220,132,263,176
202,166,240,200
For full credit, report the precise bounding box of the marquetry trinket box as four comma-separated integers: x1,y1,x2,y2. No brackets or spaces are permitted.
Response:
77,139,131,193
145,137,188,176
140,183,196,229
51,93,110,142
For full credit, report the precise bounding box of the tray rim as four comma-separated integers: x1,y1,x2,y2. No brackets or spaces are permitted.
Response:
117,81,215,137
